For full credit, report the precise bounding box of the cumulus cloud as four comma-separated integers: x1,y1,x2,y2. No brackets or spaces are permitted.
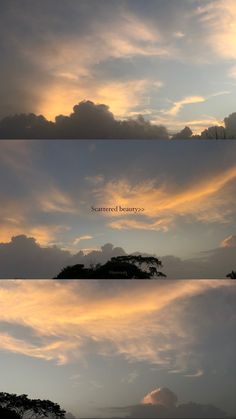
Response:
0,234,236,278
125,394,226,418
0,235,70,278
0,101,236,138
120,386,228,417
0,236,127,278
0,280,235,418
0,101,169,139
142,387,177,408
93,165,236,230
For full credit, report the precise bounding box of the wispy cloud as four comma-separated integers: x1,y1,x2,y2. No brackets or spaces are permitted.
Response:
0,280,233,371
93,166,236,231
73,235,93,246
196,0,236,60
162,92,230,117
163,96,206,117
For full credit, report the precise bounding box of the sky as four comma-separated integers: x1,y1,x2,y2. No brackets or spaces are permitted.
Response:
1,0,236,134
0,280,235,418
0,139,236,278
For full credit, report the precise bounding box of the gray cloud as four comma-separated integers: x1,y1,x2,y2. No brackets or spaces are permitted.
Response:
125,400,226,418
0,234,235,278
142,387,178,408
110,387,227,418
0,101,169,139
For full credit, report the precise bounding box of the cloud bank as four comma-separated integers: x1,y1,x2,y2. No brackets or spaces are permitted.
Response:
0,102,236,138
0,235,235,278
0,280,235,417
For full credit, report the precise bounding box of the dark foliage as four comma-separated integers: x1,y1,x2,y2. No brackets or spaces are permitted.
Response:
55,255,166,279
0,392,66,418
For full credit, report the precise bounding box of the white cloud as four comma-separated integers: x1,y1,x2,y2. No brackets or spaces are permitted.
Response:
73,235,93,246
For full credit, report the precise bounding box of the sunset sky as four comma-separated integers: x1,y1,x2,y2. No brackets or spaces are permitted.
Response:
0,139,236,278
1,0,236,133
0,280,235,417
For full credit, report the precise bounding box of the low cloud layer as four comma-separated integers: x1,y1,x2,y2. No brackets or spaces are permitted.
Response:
0,101,169,139
0,102,236,138
0,235,235,278
123,386,226,418
142,387,178,408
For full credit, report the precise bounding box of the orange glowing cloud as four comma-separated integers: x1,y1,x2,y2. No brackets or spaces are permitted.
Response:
0,280,233,366
197,0,236,59
93,166,236,230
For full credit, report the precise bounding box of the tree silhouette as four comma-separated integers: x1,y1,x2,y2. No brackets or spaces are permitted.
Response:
226,270,236,279
55,255,166,279
0,407,20,418
0,393,66,418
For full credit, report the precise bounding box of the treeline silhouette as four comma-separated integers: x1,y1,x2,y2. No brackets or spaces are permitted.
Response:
0,392,65,418
55,255,166,279
226,270,236,279
0,100,236,139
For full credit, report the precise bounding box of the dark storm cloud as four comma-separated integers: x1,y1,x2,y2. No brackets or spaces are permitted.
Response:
0,235,235,278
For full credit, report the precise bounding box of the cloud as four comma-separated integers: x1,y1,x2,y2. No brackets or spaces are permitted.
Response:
163,92,230,118
0,280,234,369
184,369,204,378
0,1,174,121
73,235,93,246
163,96,206,117
0,101,169,139
93,165,236,231
0,235,70,278
220,235,236,248
142,388,178,408
125,389,226,418
0,233,236,279
1,100,236,138
229,66,236,79
0,237,128,278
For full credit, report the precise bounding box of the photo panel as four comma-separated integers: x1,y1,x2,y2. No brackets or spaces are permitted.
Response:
0,139,236,279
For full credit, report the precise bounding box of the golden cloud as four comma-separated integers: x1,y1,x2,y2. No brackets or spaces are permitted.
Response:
197,0,236,59
0,280,233,367
93,166,236,231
